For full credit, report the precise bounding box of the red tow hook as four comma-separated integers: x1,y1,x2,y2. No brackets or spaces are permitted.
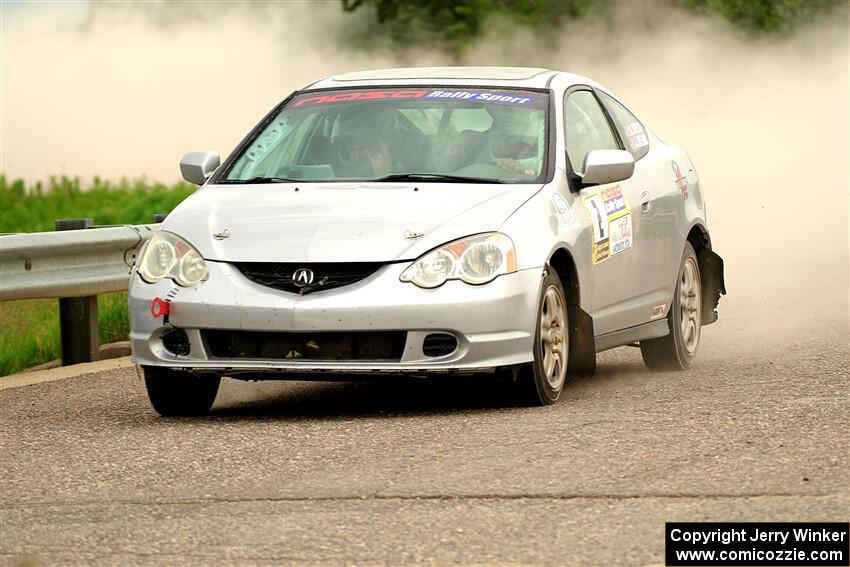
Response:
151,297,170,318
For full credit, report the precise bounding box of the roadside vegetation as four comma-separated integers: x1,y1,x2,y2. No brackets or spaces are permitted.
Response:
342,0,844,52
0,175,193,233
0,176,194,376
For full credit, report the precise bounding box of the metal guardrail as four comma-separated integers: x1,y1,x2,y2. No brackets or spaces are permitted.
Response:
0,223,160,301
0,220,162,367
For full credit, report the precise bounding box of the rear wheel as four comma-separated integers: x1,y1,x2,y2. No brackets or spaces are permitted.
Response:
517,270,568,405
640,242,702,370
143,366,220,416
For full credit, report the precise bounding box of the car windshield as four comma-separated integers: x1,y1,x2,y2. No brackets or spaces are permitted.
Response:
220,87,550,184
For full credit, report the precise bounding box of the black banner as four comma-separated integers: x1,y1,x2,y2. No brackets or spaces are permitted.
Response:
666,522,849,566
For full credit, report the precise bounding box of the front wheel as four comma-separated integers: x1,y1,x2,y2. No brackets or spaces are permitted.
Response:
143,366,221,417
517,269,569,405
640,242,702,370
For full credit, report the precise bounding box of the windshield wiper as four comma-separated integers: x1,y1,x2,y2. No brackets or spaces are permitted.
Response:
220,176,299,184
373,173,506,184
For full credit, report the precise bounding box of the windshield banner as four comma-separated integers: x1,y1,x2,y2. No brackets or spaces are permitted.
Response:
291,88,547,109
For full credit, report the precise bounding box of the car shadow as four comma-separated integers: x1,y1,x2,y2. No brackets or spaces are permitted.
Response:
203,349,648,421
209,374,531,421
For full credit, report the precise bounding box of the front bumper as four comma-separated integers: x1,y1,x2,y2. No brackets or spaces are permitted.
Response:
129,261,542,375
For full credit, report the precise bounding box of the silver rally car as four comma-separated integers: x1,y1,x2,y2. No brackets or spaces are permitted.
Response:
130,67,725,415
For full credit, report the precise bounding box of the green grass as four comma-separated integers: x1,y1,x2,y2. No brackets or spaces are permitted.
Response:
0,176,194,375
0,292,130,376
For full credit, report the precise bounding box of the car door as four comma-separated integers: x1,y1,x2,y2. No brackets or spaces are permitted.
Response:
597,90,680,319
564,89,648,335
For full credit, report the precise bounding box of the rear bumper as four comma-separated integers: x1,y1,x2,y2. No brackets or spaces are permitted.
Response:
129,261,542,375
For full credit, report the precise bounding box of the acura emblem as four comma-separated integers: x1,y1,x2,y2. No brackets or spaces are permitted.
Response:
292,268,314,287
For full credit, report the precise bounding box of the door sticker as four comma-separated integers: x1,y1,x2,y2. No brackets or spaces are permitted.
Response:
672,160,688,200
582,185,633,265
624,122,648,150
650,304,667,320
585,194,608,243
609,214,632,255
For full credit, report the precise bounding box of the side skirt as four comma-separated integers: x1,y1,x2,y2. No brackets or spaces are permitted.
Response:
594,319,669,353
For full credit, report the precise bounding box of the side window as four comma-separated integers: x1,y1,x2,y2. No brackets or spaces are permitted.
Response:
564,90,620,175
599,91,649,160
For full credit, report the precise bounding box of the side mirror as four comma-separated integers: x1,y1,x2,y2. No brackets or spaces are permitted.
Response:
580,149,635,186
180,151,221,185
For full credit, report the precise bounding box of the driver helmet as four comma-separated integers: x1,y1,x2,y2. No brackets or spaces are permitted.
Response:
334,106,397,177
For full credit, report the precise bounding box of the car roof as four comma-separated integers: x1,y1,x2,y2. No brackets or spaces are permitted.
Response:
304,66,593,90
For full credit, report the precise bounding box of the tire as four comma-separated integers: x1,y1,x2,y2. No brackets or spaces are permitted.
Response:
640,242,702,370
143,366,221,417
517,269,569,406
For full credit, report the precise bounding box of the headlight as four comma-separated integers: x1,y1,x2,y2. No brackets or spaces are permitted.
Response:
400,232,516,288
138,231,209,286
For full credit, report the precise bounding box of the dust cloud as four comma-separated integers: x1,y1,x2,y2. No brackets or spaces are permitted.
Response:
2,1,847,341
0,1,419,185
461,5,850,344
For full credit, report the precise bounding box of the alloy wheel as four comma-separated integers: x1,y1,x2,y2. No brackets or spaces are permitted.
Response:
540,285,568,390
680,257,701,353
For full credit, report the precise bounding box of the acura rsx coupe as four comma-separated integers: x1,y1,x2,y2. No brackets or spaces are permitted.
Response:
129,66,725,416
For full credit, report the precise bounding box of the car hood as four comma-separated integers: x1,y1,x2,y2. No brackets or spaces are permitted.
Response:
164,182,543,263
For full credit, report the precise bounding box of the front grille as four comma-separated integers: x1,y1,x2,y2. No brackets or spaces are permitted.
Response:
203,330,407,361
233,262,385,295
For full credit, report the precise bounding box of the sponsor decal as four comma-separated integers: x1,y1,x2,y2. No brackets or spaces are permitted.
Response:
650,304,667,320
425,90,533,105
292,90,429,107
601,185,626,215
609,214,632,255
582,184,633,265
600,186,621,200
623,121,648,151
291,89,541,108
628,133,648,150
672,160,688,199
592,238,611,264
624,122,642,136
585,194,609,243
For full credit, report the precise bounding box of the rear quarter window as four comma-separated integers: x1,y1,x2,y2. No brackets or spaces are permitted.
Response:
599,91,650,160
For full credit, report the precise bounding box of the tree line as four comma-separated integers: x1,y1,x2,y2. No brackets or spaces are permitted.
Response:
341,0,843,51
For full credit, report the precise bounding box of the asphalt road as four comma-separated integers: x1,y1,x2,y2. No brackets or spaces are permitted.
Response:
1,288,848,566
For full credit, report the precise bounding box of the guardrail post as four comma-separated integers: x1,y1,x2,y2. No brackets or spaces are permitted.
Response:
55,219,99,366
